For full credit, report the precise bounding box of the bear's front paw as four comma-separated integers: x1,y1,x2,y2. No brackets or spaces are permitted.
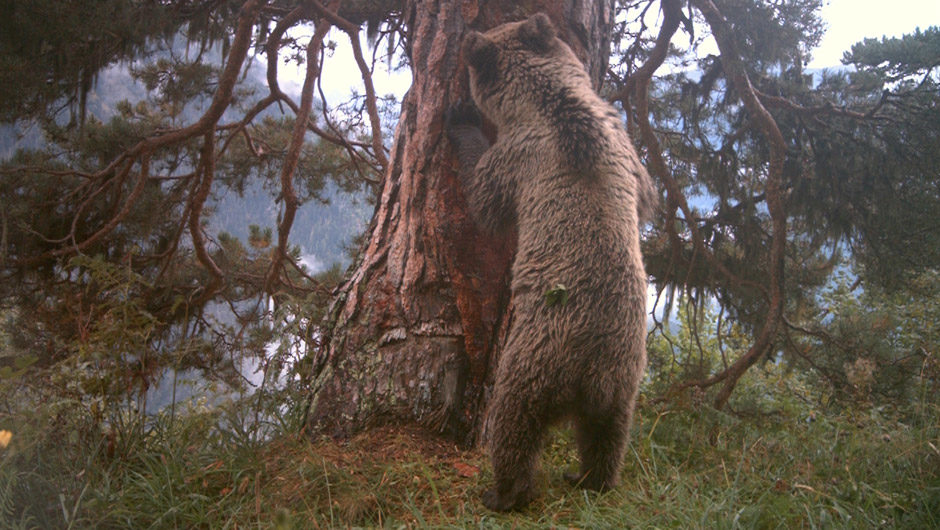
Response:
445,101,483,140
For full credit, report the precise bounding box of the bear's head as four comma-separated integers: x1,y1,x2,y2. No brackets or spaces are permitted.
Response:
462,13,589,126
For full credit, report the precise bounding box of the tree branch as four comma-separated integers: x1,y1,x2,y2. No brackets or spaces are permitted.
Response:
627,0,765,295
345,26,389,169
692,0,788,409
265,16,334,296
13,0,267,269
189,130,224,302
14,157,148,266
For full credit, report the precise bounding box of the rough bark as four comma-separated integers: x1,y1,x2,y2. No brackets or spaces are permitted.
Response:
307,0,613,447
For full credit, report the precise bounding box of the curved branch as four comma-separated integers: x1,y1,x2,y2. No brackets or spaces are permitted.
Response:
265,18,334,296
618,0,766,294
692,0,788,409
264,5,304,111
189,130,224,301
627,0,765,296
138,0,267,154
307,0,359,33
14,0,267,268
345,25,389,169
315,60,382,182
757,87,890,120
263,2,383,176
15,157,149,266
641,0,791,409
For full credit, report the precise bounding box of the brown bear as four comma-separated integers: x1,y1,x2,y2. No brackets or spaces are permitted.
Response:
446,13,655,511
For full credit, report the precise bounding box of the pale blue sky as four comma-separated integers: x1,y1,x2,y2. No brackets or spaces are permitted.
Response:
810,0,940,68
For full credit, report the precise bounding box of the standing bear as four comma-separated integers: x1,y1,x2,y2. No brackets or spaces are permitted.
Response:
447,13,656,511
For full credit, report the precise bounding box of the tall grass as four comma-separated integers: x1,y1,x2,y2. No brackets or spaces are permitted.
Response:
1,368,937,528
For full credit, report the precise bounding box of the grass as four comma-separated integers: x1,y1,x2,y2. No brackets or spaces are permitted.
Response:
2,389,937,529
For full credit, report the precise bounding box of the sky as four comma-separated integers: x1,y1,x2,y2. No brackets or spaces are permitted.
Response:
809,0,940,68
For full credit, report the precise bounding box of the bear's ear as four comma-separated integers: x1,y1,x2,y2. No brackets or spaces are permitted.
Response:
464,31,498,69
463,31,499,85
518,12,556,52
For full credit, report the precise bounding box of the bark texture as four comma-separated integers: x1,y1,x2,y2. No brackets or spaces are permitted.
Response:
308,0,613,447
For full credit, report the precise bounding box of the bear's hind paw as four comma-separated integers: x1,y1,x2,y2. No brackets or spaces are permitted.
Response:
564,471,615,492
482,485,536,512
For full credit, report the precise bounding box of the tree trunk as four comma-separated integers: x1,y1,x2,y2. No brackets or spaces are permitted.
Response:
307,0,613,447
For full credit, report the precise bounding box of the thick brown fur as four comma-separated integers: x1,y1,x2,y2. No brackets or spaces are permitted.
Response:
446,13,655,512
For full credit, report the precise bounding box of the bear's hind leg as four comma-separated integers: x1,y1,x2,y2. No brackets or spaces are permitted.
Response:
566,407,631,492
482,395,546,511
